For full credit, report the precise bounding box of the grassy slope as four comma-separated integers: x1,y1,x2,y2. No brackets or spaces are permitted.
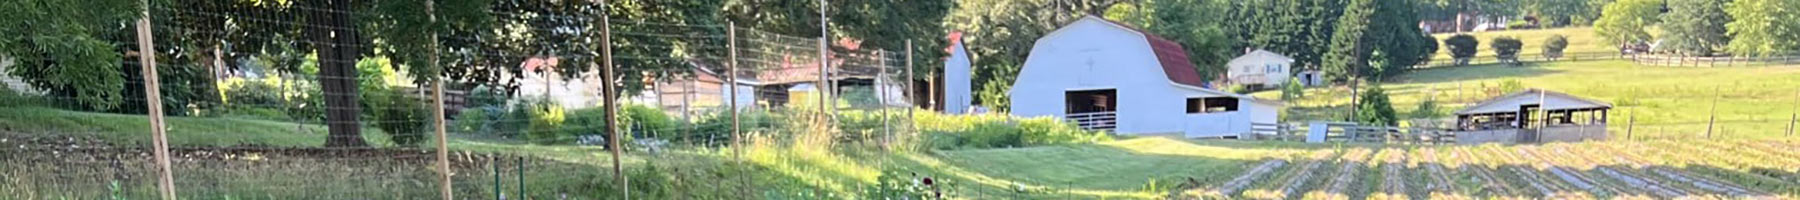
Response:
1257,60,1800,139
1428,27,1613,60
0,106,1278,199
0,106,392,146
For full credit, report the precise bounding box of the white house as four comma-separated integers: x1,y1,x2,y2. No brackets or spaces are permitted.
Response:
1010,16,1283,138
516,57,604,109
1226,49,1293,87
943,32,974,114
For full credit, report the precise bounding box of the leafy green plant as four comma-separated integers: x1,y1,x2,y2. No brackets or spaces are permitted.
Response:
1281,78,1306,101
524,98,567,144
1490,36,1525,65
1355,84,1397,126
364,87,431,146
1444,35,1480,65
1544,34,1570,59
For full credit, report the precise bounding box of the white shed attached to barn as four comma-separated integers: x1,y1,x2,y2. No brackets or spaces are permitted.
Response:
1009,15,1283,138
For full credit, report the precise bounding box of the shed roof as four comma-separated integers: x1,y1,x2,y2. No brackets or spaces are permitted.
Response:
1455,89,1612,115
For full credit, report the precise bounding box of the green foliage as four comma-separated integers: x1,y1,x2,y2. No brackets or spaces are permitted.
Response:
1724,0,1800,56
369,88,431,147
1227,0,1345,72
866,170,937,199
561,104,678,145
1412,96,1442,119
523,97,567,144
0,0,137,111
1322,0,1377,82
624,104,679,140
1499,79,1527,94
923,115,1109,150
1544,34,1571,58
1595,0,1663,45
1661,0,1732,56
1281,78,1306,101
464,85,507,109
1524,0,1596,26
977,74,1013,112
1445,34,1482,66
1354,84,1397,126
1491,36,1525,65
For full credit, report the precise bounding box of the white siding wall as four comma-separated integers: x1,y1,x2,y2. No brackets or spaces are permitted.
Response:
944,42,974,114
716,83,757,109
1011,19,1193,135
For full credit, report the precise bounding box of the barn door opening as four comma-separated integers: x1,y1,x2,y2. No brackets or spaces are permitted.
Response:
1065,89,1117,131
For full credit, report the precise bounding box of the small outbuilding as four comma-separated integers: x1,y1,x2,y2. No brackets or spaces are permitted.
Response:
1453,89,1611,144
1010,15,1282,138
1226,49,1294,87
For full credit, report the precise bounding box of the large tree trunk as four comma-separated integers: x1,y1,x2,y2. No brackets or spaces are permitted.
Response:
306,0,366,147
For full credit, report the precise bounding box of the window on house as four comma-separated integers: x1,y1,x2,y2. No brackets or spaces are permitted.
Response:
1186,97,1239,113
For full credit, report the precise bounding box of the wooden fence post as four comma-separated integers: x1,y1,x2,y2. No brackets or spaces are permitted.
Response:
133,1,178,198
1707,86,1719,139
1627,108,1636,140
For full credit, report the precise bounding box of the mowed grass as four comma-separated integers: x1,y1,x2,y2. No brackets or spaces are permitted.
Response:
0,106,394,146
1258,60,1800,139
0,104,1285,199
1428,27,1615,60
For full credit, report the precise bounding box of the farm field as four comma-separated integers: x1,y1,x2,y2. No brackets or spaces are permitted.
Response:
1258,60,1800,140
1199,140,1800,199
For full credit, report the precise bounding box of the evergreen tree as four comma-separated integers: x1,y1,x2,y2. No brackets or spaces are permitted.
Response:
1355,83,1398,126
1445,34,1481,65
1322,0,1376,83
1491,36,1525,65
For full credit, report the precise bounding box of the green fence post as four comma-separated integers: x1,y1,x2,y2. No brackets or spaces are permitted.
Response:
518,156,526,199
493,155,502,200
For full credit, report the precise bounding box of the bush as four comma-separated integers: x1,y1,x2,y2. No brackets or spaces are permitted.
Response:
363,87,431,146
1281,78,1306,101
523,98,567,144
1444,34,1480,65
922,115,1110,150
1544,35,1570,59
1491,36,1525,65
1355,85,1398,126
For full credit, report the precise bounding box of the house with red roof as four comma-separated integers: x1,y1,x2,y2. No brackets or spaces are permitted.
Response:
1010,15,1282,138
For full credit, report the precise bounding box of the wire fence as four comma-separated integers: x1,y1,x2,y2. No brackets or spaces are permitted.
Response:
1415,51,1800,69
0,2,932,199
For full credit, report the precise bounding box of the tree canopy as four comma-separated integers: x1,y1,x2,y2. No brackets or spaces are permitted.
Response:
1659,0,1731,56
1593,0,1662,45
1723,0,1800,56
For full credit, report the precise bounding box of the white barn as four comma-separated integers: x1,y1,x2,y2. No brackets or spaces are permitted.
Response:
1226,49,1294,87
1010,16,1283,138
943,32,974,114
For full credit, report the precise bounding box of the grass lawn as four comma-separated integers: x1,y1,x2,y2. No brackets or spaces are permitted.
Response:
1428,27,1615,60
0,106,393,146
1257,60,1800,139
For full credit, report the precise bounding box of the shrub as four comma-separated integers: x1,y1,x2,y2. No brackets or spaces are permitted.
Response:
625,104,680,139
1444,34,1480,65
1281,78,1306,101
1354,85,1397,126
1498,79,1526,94
1544,34,1570,59
363,87,431,146
1491,36,1525,65
465,84,507,109
218,78,285,109
523,98,567,144
1411,97,1441,119
922,115,1110,150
